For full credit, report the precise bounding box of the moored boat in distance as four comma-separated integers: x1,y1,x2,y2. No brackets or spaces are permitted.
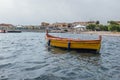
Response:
0,30,22,33
0,30,6,33
7,30,22,33
45,30,102,53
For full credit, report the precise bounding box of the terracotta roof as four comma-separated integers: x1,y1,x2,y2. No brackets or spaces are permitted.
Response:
0,23,13,27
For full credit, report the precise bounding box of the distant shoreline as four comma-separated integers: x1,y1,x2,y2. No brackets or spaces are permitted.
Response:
44,30,120,36
72,31,120,36
1,29,120,36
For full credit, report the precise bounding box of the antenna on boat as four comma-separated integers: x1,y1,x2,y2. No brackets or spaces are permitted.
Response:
46,28,48,35
99,35,102,40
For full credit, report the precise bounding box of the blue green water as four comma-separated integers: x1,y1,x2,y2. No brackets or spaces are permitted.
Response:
0,32,120,80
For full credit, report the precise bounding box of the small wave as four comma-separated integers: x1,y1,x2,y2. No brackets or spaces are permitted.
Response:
24,74,69,80
0,57,4,60
0,55,17,60
23,64,49,71
100,66,110,71
0,77,8,80
46,66,61,73
0,63,13,69
1,46,10,49
25,61,46,64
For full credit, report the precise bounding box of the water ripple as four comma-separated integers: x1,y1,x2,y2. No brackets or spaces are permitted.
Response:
25,74,69,80
0,63,13,69
23,64,49,71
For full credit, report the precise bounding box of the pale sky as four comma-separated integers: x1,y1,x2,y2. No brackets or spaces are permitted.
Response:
0,0,120,25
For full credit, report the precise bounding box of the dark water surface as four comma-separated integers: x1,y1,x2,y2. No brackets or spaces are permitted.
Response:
0,32,120,80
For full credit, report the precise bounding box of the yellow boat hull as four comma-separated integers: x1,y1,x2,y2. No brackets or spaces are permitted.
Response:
47,39,101,51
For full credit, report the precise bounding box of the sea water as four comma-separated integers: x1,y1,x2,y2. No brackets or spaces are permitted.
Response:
0,32,120,80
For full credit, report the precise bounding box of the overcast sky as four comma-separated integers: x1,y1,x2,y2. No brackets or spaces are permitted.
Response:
0,0,120,25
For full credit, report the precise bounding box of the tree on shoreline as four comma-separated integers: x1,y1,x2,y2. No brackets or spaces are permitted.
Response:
86,21,120,32
108,21,120,32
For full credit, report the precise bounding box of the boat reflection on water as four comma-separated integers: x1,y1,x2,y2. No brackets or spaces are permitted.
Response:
46,45,101,54
46,46,101,66
46,45,101,56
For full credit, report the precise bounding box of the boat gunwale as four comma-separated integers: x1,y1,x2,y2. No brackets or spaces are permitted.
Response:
46,34,102,43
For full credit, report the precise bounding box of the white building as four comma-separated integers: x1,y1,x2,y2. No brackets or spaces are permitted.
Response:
73,25,86,32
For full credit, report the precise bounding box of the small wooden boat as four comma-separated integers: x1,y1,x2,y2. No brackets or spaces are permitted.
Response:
0,30,6,33
7,30,22,33
0,30,22,33
45,30,102,53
